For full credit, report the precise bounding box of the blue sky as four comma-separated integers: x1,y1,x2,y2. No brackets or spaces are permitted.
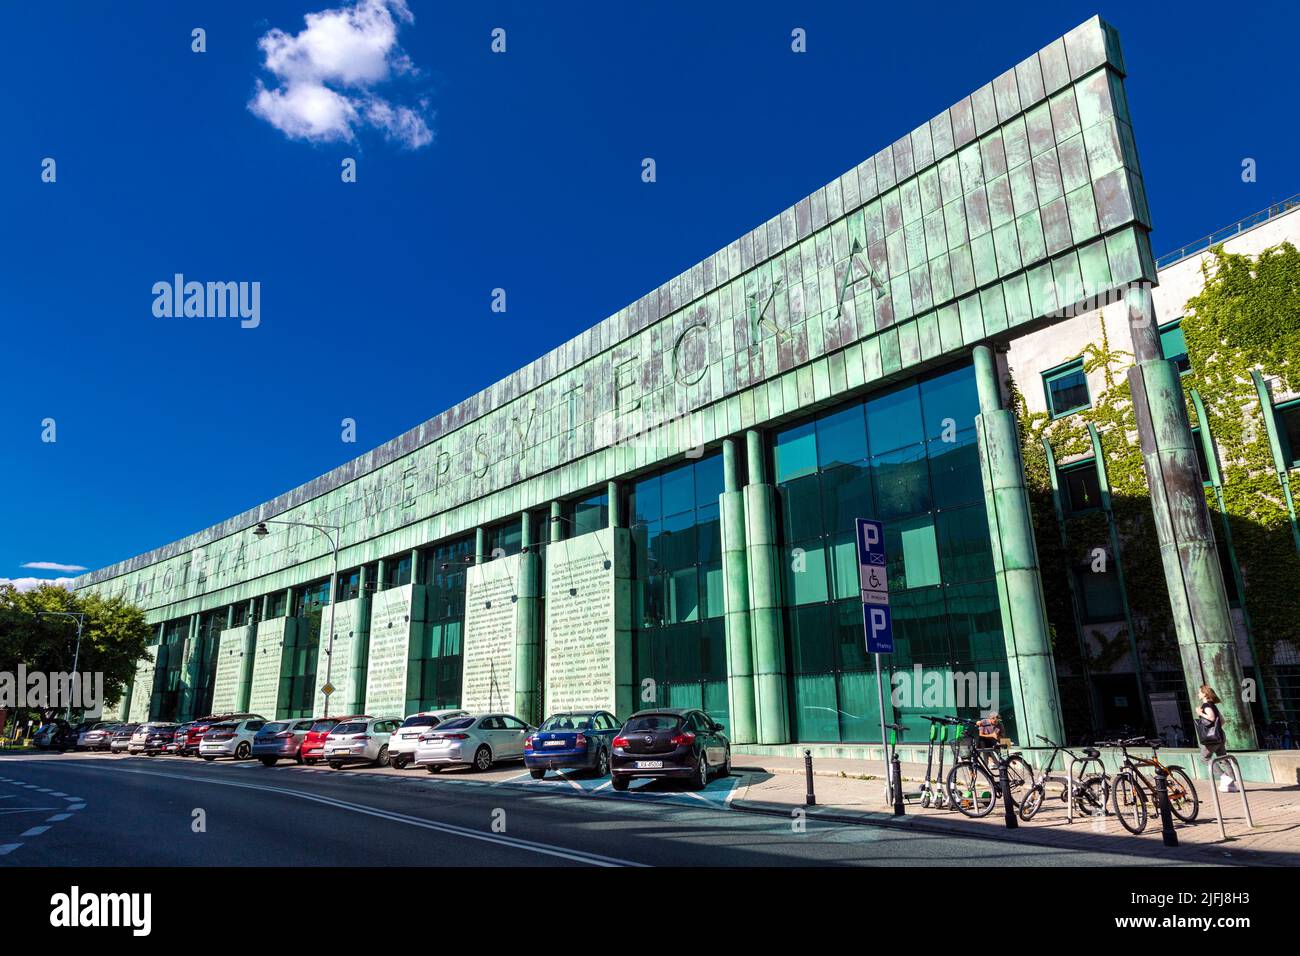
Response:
2,1,1296,587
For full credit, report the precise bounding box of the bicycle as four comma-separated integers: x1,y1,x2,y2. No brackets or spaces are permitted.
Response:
945,719,1034,818
1018,734,1109,822
1103,736,1200,834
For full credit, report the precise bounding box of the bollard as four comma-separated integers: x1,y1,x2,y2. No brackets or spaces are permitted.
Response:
1155,768,1178,847
803,749,816,807
891,751,905,816
1000,757,1018,829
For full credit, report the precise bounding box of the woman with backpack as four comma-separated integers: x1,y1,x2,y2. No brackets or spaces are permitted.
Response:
1196,685,1238,793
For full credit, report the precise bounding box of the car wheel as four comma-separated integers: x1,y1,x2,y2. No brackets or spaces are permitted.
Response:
612,774,630,792
391,755,408,770
426,765,441,774
594,748,610,777
376,745,389,767
530,768,546,780
304,757,317,766
260,758,277,767
328,761,343,770
202,756,215,761
235,742,251,760
295,751,303,765
473,745,493,772
721,747,732,777
693,752,710,791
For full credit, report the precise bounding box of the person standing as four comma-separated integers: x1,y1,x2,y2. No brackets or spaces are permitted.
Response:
1195,685,1238,793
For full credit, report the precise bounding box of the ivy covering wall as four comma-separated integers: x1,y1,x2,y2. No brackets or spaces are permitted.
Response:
1013,242,1300,736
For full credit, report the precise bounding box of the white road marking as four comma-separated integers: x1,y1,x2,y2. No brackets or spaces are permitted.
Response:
0,844,20,855
68,804,85,811
70,765,647,867
20,826,50,837
46,813,72,822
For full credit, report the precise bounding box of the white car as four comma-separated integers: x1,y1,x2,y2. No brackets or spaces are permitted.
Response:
414,713,535,773
387,710,468,769
323,717,402,769
199,717,267,761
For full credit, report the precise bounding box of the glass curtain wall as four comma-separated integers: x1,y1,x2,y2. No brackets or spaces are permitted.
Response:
412,536,474,710
630,454,727,724
280,578,329,718
152,618,189,721
772,363,1010,743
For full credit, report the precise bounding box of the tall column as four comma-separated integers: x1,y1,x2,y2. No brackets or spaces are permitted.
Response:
516,511,541,724
720,437,757,744
973,344,1064,746
1126,288,1255,749
550,501,563,544
608,480,621,528
743,429,790,744
475,526,487,564
177,613,202,721
350,565,373,715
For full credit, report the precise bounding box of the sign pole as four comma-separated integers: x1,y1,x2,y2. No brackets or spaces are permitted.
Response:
855,517,894,803
875,651,888,801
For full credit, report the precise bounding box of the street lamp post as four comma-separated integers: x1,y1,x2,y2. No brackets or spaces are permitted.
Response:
36,611,86,721
253,519,341,719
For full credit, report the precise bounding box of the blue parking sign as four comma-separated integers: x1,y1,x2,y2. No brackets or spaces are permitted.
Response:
855,518,893,653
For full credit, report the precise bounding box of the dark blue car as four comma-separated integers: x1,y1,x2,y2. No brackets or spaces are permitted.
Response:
525,711,620,779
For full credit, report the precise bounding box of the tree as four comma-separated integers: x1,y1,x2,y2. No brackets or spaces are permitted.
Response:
0,583,151,729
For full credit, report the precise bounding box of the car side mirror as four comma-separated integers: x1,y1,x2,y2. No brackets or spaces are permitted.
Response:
713,723,725,733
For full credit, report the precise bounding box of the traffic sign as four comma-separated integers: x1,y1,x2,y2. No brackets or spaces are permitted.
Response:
855,518,893,654
321,682,335,697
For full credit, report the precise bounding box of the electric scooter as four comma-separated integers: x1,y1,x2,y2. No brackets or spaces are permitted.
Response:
918,716,944,808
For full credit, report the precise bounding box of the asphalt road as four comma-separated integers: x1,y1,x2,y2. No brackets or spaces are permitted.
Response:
0,751,1185,867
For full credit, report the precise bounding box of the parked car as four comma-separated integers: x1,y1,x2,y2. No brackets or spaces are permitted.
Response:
199,717,267,760
32,719,77,751
128,722,180,755
414,713,534,773
251,718,317,766
110,723,142,753
387,710,468,769
300,714,370,765
611,708,730,791
165,722,194,754
323,717,402,769
181,714,261,756
77,722,120,751
524,710,620,779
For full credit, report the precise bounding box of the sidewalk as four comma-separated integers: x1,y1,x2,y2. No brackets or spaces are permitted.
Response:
730,754,1300,865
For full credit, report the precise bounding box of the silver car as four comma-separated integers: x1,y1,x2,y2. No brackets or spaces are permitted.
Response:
199,717,267,760
251,718,317,766
387,710,468,769
323,717,402,769
413,713,535,773
77,722,119,751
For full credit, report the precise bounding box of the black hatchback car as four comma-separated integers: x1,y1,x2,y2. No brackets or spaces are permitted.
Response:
611,708,730,791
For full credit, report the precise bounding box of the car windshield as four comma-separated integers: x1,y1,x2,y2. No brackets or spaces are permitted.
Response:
400,715,439,728
332,722,367,734
309,720,338,732
541,714,594,731
436,717,475,730
261,722,290,733
624,714,683,732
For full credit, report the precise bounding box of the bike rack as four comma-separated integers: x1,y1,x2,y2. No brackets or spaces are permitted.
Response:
1205,755,1255,842
1066,754,1108,824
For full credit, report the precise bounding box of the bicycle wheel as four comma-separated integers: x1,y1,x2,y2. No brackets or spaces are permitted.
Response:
1111,771,1148,834
1075,774,1109,818
1004,753,1034,806
947,760,996,818
1018,783,1045,822
1164,766,1200,824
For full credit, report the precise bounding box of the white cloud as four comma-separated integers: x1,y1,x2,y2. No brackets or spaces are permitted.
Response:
21,561,87,572
2,577,76,592
249,0,433,149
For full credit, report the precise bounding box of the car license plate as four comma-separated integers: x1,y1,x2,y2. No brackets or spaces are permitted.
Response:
634,760,663,769
402,733,418,739
544,740,565,747
331,747,349,755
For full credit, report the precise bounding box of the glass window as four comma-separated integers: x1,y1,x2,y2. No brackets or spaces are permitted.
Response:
820,463,873,539
632,474,661,525
893,515,941,590
785,541,830,605
335,569,360,602
660,462,695,517
920,365,980,440
779,473,824,543
266,591,287,619
1216,540,1240,607
927,431,981,509
1061,460,1102,515
384,555,412,589
1190,428,1212,484
866,384,924,454
937,506,995,584
1277,401,1300,469
694,454,725,504
1043,358,1091,418
870,444,932,519
816,404,868,468
1074,566,1124,623
773,420,818,483
1158,319,1190,374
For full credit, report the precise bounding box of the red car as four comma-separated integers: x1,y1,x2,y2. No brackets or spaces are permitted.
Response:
301,715,370,765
